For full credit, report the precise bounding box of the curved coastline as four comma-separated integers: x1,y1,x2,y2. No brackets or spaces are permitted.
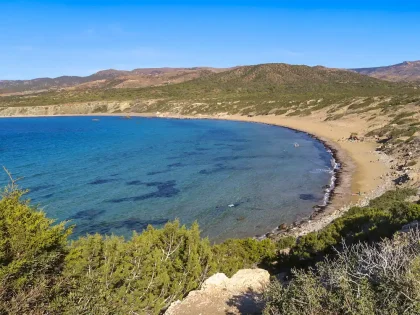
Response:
130,113,391,238
0,112,391,238
151,115,354,239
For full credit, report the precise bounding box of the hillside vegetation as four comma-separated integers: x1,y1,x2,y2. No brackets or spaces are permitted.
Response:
264,228,420,315
1,179,419,314
2,63,419,121
0,63,414,110
263,188,420,314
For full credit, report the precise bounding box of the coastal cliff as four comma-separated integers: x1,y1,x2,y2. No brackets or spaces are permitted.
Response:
165,269,270,315
0,101,131,116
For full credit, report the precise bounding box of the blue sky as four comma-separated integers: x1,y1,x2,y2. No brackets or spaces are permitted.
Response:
1,0,420,79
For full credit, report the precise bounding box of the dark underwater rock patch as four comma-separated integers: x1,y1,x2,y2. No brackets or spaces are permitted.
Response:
299,193,317,201
199,164,231,175
144,180,176,187
111,180,180,203
167,151,204,160
230,138,250,143
146,162,187,176
147,170,170,176
183,151,203,156
213,155,259,162
68,209,106,221
199,163,251,175
89,178,118,185
167,162,185,168
28,184,54,193
231,146,246,151
126,180,143,185
74,218,169,235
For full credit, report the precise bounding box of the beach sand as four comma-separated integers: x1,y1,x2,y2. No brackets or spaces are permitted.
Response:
225,115,390,197
131,112,393,236
1,111,393,236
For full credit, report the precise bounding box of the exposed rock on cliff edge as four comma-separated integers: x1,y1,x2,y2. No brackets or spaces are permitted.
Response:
165,268,270,315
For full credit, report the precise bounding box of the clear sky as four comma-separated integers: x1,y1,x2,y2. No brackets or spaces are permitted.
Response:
1,0,420,79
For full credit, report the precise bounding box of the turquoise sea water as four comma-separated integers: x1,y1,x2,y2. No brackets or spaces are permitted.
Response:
0,116,334,241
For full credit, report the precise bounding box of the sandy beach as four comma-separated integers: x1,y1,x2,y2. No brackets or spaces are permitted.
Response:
1,111,393,236
129,112,393,236
222,115,390,198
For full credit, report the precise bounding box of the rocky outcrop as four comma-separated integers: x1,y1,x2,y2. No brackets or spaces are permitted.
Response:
165,269,270,315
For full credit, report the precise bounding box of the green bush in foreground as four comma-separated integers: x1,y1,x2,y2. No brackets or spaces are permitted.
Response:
0,187,71,314
264,228,420,315
0,185,275,314
266,188,420,314
59,221,215,314
282,188,419,266
0,183,418,314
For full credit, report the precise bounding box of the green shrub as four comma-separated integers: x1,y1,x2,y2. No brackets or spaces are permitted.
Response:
347,97,373,110
0,182,418,314
276,236,296,250
212,238,276,276
59,221,216,314
285,189,419,265
0,187,71,314
264,229,420,315
0,185,275,314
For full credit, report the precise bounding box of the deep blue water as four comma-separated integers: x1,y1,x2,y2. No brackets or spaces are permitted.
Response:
0,116,333,241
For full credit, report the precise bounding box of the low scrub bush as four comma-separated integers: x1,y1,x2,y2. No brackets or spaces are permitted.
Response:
277,188,419,267
0,187,72,314
0,183,418,314
0,185,275,314
264,228,420,315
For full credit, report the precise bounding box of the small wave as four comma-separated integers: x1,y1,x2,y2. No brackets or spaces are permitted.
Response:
320,157,340,207
310,168,333,174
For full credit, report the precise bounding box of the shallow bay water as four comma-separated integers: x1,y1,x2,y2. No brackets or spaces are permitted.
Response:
0,116,333,241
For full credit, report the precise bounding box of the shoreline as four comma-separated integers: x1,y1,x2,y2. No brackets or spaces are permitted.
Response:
149,113,392,237
0,112,392,238
134,113,362,238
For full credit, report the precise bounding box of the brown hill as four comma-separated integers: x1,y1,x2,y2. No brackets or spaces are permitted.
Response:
150,63,394,99
0,67,228,95
1,63,404,114
351,61,420,82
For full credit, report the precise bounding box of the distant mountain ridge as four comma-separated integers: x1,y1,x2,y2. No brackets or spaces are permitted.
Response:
3,60,420,95
152,63,392,98
1,62,403,112
0,67,228,94
351,61,420,82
